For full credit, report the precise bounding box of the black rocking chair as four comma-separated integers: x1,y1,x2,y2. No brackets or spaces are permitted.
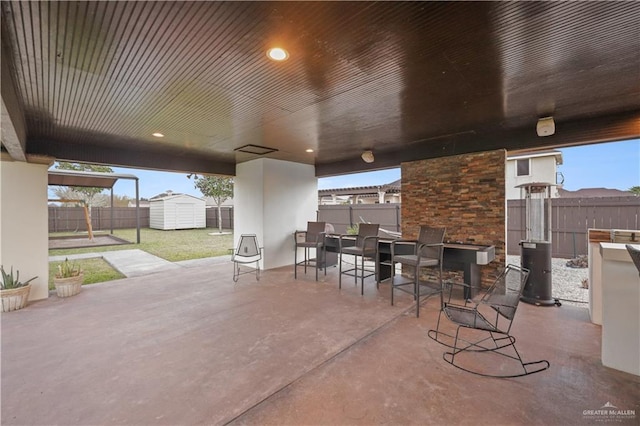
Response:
230,234,263,282
428,264,550,378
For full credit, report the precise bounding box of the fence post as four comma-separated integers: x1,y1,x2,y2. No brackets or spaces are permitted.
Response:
110,190,114,234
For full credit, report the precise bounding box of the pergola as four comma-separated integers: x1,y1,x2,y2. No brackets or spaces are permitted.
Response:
47,169,141,243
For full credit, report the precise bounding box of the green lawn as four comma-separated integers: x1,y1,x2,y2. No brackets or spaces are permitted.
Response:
48,258,125,290
49,228,234,287
49,228,234,261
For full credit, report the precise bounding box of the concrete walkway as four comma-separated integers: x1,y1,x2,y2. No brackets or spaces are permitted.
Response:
49,250,231,278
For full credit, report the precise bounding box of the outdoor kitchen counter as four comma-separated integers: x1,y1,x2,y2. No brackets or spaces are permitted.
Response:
599,242,640,377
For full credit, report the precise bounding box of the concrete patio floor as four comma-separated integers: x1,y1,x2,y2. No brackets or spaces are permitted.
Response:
1,262,638,425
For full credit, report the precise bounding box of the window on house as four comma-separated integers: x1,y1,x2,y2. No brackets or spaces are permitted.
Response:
516,159,530,176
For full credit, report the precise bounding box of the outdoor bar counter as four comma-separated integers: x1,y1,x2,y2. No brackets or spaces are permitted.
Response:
323,235,495,296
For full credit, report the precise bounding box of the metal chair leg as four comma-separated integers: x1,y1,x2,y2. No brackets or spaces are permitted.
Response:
416,264,420,317
339,252,343,289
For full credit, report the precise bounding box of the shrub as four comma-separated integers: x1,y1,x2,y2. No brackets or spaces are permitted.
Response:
56,258,82,278
1,265,37,290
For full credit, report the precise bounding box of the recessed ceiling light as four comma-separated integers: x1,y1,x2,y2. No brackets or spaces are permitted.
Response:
266,47,289,61
152,132,164,138
306,149,314,153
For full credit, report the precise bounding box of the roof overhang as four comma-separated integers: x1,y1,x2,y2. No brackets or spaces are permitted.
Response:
2,1,638,176
48,169,138,189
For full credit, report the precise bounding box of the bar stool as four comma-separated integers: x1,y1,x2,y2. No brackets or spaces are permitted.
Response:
339,223,380,294
294,221,327,280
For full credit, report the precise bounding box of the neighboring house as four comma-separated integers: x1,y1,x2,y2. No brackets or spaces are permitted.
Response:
318,180,401,205
557,188,634,198
506,150,564,199
321,151,571,204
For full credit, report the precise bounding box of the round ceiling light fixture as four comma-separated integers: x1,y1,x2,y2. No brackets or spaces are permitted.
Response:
152,132,164,138
361,150,375,163
266,47,289,61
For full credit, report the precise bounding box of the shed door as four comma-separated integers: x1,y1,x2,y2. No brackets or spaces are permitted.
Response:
175,203,195,229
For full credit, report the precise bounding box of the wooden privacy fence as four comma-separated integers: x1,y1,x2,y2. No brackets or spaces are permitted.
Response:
318,204,401,235
319,197,639,258
207,207,234,230
49,206,234,232
49,207,149,232
50,199,638,258
507,196,640,258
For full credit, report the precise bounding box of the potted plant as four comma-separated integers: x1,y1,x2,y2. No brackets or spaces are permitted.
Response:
54,258,83,298
1,265,37,312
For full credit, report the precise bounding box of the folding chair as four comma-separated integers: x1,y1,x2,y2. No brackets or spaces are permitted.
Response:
428,264,550,378
230,234,263,282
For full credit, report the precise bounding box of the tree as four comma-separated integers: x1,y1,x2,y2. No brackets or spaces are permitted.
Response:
54,162,114,224
189,174,233,233
629,186,640,195
112,194,134,208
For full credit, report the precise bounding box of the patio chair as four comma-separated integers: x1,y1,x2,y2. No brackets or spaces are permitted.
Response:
390,226,445,317
339,223,379,295
294,221,327,280
230,234,263,282
626,244,640,275
427,264,550,378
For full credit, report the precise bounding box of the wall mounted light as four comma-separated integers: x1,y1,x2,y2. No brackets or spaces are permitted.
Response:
361,150,374,163
536,117,555,137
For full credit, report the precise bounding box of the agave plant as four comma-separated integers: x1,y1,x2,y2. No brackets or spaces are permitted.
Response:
55,258,82,279
1,265,37,290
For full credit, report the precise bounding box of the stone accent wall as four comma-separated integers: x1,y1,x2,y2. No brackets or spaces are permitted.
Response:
401,149,506,286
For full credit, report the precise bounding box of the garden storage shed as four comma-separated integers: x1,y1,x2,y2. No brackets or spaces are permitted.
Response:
150,193,206,230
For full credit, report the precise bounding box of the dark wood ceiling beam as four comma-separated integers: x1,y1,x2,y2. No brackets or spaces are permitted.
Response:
315,110,640,177
0,36,27,161
27,138,236,176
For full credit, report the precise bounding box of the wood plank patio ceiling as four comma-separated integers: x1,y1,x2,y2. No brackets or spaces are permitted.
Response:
1,1,639,176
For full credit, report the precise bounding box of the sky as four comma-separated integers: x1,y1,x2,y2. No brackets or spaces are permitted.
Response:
61,139,639,199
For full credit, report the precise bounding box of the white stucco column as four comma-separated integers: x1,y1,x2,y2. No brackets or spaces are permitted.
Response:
0,159,50,300
235,158,317,270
